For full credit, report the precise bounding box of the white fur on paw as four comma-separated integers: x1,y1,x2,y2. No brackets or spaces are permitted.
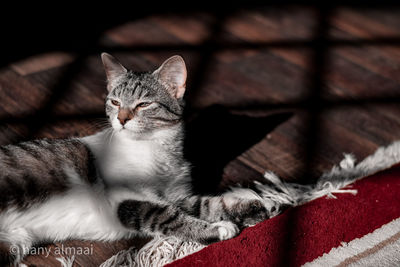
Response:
212,221,239,241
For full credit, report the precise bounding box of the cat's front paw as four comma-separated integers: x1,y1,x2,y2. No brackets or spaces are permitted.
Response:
240,200,269,227
212,221,239,241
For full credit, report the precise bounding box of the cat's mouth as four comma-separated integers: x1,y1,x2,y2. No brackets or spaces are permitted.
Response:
117,126,145,135
118,126,131,132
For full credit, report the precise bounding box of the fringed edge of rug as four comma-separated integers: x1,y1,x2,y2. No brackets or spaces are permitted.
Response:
99,141,400,267
100,237,205,267
55,255,75,267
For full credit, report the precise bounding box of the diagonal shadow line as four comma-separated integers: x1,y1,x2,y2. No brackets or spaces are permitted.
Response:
7,57,88,143
183,11,229,117
0,112,105,126
0,10,229,138
1,95,400,127
4,36,394,67
0,4,399,70
302,7,332,191
96,37,400,54
278,5,333,266
187,96,400,113
4,48,106,144
2,94,400,126
3,11,399,69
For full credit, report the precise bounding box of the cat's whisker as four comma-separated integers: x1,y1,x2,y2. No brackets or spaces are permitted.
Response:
107,128,117,145
81,119,112,133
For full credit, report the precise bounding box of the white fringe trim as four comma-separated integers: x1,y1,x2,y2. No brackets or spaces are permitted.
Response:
55,255,75,267
100,236,205,267
99,141,400,267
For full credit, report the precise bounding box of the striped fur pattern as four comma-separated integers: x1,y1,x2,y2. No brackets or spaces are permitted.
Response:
118,200,238,245
0,139,98,211
176,195,268,227
0,54,267,265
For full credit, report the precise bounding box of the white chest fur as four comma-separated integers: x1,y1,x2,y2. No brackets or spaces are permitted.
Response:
106,136,155,180
83,131,160,184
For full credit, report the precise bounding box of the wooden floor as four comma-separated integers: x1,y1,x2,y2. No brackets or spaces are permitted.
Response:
1,4,400,266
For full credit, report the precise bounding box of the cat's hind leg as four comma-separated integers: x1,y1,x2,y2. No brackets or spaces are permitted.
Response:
117,200,239,245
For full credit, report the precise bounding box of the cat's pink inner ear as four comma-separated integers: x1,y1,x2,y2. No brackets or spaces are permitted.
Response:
153,55,187,99
101,53,127,91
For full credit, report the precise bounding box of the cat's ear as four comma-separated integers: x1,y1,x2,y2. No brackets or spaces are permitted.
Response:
101,53,127,92
153,55,187,99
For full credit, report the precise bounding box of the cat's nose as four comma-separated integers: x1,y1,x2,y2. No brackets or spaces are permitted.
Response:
118,109,134,126
118,117,130,126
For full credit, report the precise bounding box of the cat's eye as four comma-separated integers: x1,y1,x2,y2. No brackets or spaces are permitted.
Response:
111,100,120,106
137,102,152,108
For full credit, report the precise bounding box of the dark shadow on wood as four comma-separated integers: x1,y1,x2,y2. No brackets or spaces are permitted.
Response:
2,3,400,68
184,105,293,195
278,4,332,266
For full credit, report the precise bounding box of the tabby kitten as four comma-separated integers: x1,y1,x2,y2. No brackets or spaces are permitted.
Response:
0,54,268,265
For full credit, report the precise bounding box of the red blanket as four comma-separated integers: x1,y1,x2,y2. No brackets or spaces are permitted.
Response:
168,164,400,267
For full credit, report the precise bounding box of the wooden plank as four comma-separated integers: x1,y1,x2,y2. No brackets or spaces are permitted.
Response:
324,54,400,99
330,8,400,39
0,70,48,117
11,52,75,76
149,13,213,45
330,46,400,84
105,20,183,47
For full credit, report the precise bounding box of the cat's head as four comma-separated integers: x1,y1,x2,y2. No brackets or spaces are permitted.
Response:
101,53,186,136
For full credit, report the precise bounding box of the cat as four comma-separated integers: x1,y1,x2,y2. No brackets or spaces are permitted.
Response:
0,53,268,265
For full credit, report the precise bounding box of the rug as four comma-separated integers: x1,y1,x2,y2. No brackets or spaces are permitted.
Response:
168,163,400,267
98,141,400,267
